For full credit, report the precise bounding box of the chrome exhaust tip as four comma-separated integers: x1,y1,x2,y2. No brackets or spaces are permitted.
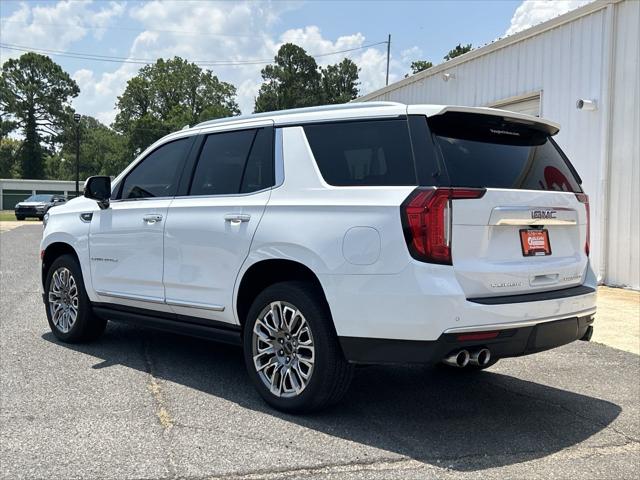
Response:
470,348,491,367
443,349,470,368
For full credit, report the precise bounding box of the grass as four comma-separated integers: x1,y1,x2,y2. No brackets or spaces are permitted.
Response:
0,210,42,222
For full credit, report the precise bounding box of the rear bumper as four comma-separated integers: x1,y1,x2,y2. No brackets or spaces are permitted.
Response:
320,261,598,341
340,313,595,364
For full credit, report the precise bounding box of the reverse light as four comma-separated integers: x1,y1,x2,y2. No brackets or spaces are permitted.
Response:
575,193,590,256
401,187,486,264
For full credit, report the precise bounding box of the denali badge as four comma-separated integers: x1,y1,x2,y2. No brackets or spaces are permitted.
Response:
491,281,523,288
531,209,557,220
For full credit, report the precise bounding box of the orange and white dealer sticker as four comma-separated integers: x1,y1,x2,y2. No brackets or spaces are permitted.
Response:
520,229,552,256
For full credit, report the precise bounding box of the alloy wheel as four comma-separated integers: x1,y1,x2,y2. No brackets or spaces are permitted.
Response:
251,301,315,398
48,267,79,333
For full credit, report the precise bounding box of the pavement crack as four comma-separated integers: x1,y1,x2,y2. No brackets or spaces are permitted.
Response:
143,336,175,431
142,335,178,478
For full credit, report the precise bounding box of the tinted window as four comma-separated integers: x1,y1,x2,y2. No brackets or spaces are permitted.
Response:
303,119,417,186
120,138,191,199
26,195,54,202
190,128,274,196
241,128,274,193
428,112,582,192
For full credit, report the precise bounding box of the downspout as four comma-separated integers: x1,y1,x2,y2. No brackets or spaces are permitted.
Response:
597,2,617,284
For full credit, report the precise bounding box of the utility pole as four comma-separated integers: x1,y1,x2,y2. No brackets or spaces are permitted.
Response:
385,34,391,86
73,113,81,197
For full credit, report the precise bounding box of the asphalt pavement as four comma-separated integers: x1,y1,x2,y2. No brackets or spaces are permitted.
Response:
1,225,638,479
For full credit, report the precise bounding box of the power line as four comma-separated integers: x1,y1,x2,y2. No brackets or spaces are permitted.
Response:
0,41,388,66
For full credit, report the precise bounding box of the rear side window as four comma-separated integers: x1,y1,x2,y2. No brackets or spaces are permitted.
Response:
120,138,192,199
303,119,417,186
427,112,582,192
190,128,274,196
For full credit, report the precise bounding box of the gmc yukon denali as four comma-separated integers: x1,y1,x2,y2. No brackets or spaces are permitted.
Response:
40,102,596,412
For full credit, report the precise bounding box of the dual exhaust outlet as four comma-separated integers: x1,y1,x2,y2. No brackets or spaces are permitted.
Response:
443,348,491,368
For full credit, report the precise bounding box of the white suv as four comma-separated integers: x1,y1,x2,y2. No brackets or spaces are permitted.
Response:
41,102,597,412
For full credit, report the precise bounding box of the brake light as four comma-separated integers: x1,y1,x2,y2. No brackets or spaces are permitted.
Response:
575,193,590,256
401,188,486,264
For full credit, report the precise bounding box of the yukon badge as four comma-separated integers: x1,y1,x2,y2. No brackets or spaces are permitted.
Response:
531,209,557,220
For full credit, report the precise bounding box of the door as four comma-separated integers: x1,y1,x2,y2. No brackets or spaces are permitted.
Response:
163,126,274,324
89,137,194,306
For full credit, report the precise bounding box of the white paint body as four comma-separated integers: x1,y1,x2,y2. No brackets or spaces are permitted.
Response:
356,0,639,290
41,102,597,343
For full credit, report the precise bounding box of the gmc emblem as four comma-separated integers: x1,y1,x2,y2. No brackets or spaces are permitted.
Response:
531,210,557,220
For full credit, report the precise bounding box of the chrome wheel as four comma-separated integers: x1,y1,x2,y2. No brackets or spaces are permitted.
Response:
48,267,79,333
251,301,315,398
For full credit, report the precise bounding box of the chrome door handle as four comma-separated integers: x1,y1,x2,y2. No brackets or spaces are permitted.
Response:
143,214,163,225
224,213,251,224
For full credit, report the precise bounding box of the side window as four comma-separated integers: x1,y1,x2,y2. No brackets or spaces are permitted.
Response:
241,128,274,193
190,128,274,196
119,138,192,199
303,119,417,186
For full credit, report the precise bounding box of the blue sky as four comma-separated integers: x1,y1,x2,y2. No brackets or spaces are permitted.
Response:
0,0,588,123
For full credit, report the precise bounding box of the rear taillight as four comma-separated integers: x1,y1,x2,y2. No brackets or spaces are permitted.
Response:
575,193,590,256
401,187,486,264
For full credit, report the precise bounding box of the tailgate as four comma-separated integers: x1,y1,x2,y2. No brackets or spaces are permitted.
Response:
452,189,588,298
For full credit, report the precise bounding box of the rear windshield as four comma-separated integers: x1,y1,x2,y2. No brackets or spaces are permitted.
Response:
303,119,417,186
427,112,582,192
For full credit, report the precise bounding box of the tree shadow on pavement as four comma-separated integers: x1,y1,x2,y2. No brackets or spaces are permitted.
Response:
42,322,622,472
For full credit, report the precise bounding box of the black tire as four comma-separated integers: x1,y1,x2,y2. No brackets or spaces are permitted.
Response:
243,281,354,413
44,254,107,343
15,215,24,221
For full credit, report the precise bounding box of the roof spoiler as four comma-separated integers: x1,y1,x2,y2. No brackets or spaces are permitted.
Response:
412,105,560,136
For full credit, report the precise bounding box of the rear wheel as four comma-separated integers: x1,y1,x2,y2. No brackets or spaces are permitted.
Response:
15,215,24,221
243,281,353,413
44,254,106,343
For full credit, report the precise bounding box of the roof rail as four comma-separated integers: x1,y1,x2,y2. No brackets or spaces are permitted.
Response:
194,101,404,128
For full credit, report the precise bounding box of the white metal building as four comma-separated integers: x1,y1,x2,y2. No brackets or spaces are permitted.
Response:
358,0,639,290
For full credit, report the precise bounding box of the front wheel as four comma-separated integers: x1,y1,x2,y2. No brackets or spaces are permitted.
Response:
44,254,107,343
243,281,353,413
15,215,24,221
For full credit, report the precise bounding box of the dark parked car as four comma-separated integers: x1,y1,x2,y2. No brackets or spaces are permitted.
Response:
14,194,66,220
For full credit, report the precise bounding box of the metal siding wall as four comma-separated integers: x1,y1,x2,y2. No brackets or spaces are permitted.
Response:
364,6,632,287
607,0,640,289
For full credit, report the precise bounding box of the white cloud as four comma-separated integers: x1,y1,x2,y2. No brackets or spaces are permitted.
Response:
3,0,416,123
506,0,594,36
0,0,126,55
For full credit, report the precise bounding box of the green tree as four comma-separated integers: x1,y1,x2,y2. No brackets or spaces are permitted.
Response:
0,53,79,178
113,57,240,154
48,115,129,180
444,43,472,61
320,58,359,104
406,60,433,77
254,43,322,113
0,138,21,178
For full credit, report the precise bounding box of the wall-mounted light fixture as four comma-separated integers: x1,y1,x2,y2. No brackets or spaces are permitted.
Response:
576,99,597,111
442,73,456,82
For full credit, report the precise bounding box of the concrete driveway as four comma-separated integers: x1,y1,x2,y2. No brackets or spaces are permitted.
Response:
1,225,638,479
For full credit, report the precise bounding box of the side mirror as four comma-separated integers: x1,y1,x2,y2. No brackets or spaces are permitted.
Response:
84,176,111,209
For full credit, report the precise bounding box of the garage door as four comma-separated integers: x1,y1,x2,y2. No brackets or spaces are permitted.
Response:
491,94,541,117
2,189,32,210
